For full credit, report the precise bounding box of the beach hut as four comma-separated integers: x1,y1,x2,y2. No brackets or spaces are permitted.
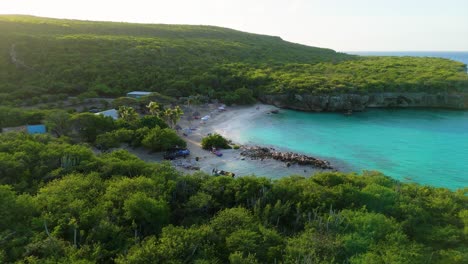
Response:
26,125,46,134
1,125,27,133
95,109,119,120
126,91,152,99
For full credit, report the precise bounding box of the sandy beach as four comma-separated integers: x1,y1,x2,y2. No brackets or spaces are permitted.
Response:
130,103,334,178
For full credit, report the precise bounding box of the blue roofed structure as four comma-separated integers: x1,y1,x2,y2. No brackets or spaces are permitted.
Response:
127,91,152,99
26,124,46,134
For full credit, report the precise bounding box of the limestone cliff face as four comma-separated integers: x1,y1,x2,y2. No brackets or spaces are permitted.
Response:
259,92,468,112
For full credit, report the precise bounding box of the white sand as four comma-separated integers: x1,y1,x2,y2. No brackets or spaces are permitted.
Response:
130,103,331,178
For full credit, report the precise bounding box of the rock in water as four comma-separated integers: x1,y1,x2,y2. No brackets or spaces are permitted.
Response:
240,146,333,169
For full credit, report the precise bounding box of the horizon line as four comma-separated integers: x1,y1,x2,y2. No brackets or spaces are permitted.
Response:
344,50,468,53
2,13,467,53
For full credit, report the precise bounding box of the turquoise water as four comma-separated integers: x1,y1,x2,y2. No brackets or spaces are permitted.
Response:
235,109,468,189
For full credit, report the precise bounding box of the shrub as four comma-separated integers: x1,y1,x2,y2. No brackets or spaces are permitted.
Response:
201,134,231,150
95,133,120,150
139,115,168,129
95,128,134,150
131,127,150,147
142,127,186,152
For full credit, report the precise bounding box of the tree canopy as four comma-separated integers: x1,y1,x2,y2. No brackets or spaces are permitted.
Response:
1,15,466,107
0,132,466,263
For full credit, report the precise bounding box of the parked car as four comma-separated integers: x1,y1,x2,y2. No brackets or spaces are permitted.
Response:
88,108,101,113
163,148,190,160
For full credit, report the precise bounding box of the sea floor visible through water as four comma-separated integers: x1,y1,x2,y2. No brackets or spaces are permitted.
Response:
214,107,468,190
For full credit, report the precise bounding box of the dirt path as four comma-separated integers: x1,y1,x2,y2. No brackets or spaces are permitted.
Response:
10,44,31,69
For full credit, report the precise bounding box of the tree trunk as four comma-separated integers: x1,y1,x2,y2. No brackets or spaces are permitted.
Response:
73,227,77,247
44,219,50,237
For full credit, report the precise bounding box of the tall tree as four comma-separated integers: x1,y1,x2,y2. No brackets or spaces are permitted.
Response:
45,110,72,137
118,106,139,124
146,101,160,116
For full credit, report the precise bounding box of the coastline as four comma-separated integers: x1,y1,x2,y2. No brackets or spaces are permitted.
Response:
125,103,331,179
129,103,335,178
172,103,334,177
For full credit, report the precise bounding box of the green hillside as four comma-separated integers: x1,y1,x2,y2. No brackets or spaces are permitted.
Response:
1,131,467,263
0,15,467,106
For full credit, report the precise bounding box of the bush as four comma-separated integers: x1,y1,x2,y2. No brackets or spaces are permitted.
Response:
139,115,168,129
201,134,231,150
131,127,150,147
95,133,120,150
142,127,186,152
95,128,135,150
71,113,115,143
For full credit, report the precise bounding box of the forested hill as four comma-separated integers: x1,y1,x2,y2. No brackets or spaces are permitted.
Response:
0,15,467,107
0,15,346,64
0,15,350,100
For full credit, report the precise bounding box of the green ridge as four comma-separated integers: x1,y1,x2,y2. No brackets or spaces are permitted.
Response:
0,15,467,106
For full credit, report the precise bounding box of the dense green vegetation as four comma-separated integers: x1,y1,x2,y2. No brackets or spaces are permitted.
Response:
0,131,467,263
1,15,466,107
1,15,467,263
0,106,185,153
201,133,232,150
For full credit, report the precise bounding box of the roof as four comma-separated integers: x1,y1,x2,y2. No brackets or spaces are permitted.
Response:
127,91,152,96
2,126,27,133
26,124,46,134
95,109,119,120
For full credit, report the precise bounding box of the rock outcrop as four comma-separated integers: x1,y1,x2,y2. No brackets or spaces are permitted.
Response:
240,146,333,169
259,92,468,112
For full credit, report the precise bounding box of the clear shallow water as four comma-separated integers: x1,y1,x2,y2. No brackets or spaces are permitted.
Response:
215,51,468,189
232,109,468,190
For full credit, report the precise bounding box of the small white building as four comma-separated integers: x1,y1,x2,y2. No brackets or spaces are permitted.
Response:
95,109,119,120
126,91,152,99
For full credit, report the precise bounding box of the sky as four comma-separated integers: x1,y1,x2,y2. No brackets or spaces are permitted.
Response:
1,0,467,51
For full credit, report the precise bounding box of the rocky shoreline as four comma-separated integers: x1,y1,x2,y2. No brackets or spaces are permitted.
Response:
240,146,333,170
259,92,468,112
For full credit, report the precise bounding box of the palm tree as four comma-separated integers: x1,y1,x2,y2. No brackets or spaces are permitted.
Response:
159,106,184,128
146,101,160,116
161,108,173,128
171,106,184,128
118,106,138,123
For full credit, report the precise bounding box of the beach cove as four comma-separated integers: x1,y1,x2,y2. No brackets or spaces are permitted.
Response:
130,104,334,179
215,105,468,189
131,103,468,190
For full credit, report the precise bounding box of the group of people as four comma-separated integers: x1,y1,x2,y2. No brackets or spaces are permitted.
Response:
211,168,235,178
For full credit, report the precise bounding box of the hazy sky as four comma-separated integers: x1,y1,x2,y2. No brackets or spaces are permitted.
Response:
1,0,468,51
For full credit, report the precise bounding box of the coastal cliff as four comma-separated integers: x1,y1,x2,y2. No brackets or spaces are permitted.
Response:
259,92,468,111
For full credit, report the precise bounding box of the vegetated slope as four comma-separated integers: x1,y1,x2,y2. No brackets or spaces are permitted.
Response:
0,15,351,102
0,131,467,263
0,15,467,108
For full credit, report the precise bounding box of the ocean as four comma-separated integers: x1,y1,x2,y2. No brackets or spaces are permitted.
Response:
230,52,468,189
